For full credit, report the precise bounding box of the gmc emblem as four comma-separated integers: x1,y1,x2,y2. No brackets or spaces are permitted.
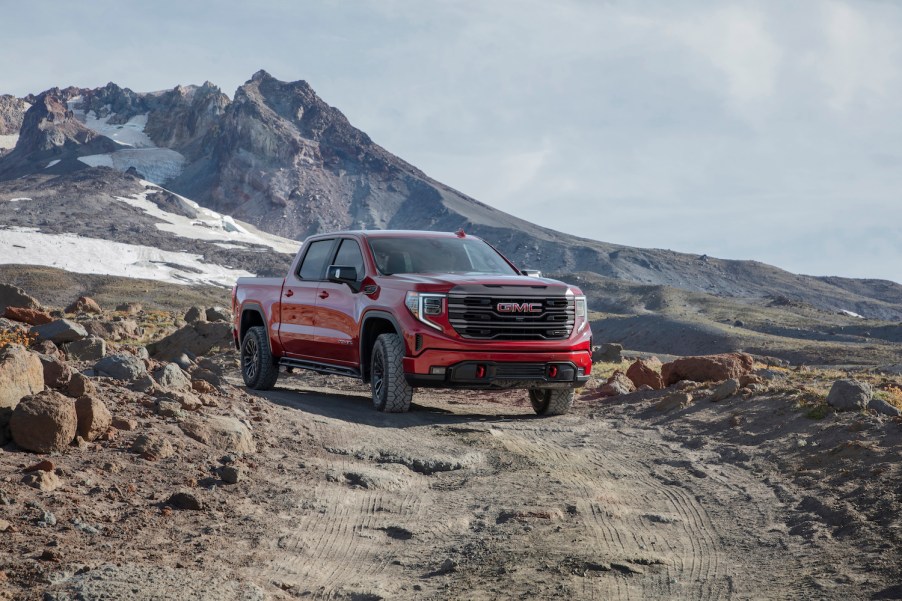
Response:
496,302,542,313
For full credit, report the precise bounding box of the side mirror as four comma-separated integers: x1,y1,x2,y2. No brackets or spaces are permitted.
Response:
521,269,542,278
327,265,360,291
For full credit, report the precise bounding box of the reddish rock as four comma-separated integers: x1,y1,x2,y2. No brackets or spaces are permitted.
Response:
9,390,77,453
661,353,754,386
626,358,663,390
598,371,636,397
192,379,216,394
3,306,52,326
112,417,138,431
65,296,102,314
23,460,54,473
66,372,95,398
739,374,764,388
74,395,112,442
38,354,74,389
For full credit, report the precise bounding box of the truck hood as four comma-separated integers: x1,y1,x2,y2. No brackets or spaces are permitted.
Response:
381,273,581,295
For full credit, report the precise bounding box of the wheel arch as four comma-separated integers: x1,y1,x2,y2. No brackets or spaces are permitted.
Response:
359,311,402,383
238,303,268,349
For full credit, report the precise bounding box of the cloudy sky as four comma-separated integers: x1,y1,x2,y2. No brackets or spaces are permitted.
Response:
6,0,902,283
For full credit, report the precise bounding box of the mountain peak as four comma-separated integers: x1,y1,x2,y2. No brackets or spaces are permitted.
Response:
250,69,273,83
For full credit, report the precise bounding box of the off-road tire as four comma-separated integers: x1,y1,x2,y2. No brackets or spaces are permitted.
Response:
529,388,574,416
241,326,279,390
371,333,413,413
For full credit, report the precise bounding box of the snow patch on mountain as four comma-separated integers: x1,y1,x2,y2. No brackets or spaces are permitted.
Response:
0,226,253,287
0,134,17,150
78,148,185,184
68,97,185,184
113,182,298,254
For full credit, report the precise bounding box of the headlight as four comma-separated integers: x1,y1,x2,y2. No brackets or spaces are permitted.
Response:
405,292,445,330
575,295,588,332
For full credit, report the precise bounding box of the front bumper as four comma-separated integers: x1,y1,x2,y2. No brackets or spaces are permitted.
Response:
403,350,592,390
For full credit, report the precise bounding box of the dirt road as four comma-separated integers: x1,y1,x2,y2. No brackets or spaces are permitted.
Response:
12,370,902,600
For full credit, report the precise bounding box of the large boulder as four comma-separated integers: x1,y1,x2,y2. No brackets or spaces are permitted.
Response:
65,296,102,314
869,397,901,417
74,395,112,441
3,306,52,326
9,390,77,453
64,336,106,361
626,358,663,390
31,319,88,345
826,379,872,412
0,284,40,314
661,353,754,386
180,416,255,453
153,362,191,391
148,321,232,361
0,344,45,409
94,353,147,381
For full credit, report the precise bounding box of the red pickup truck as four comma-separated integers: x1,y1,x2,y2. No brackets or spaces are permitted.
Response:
231,230,592,415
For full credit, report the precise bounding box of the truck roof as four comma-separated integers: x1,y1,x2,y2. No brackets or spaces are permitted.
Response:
309,230,478,240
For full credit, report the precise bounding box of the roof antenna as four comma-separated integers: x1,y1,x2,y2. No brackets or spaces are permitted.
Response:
455,228,466,238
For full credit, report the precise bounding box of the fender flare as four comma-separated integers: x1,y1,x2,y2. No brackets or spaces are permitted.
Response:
359,310,403,377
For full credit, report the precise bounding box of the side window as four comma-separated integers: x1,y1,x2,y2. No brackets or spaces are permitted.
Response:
298,239,334,280
333,239,365,280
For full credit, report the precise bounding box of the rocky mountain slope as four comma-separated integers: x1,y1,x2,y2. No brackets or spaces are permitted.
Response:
1,72,902,323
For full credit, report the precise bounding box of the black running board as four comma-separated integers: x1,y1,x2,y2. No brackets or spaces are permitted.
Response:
279,357,361,378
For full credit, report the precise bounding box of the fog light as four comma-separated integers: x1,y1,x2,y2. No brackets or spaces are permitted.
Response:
430,366,446,375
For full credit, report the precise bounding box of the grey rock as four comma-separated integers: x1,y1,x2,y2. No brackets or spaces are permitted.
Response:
868,397,901,417
153,363,191,391
155,400,183,418
94,353,147,381
205,306,230,322
148,321,232,361
63,336,106,361
877,364,902,376
592,343,623,363
31,319,88,344
128,374,157,394
218,465,242,484
180,415,255,453
826,379,872,411
131,434,174,459
135,346,150,360
710,378,740,402
184,306,206,323
173,353,195,370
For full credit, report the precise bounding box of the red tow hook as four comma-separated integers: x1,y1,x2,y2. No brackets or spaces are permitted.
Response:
548,365,559,379
475,365,486,378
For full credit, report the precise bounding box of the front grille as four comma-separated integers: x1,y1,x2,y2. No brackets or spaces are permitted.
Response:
448,295,574,340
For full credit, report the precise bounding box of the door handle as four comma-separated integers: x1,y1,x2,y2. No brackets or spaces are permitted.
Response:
318,290,330,299
284,289,294,297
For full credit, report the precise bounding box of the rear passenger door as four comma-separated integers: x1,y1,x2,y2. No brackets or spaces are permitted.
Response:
279,238,336,358
313,238,366,367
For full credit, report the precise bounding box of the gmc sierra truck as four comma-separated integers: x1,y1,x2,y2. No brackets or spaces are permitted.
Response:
231,230,592,415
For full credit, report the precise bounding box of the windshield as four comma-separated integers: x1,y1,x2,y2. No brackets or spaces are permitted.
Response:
368,236,519,276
